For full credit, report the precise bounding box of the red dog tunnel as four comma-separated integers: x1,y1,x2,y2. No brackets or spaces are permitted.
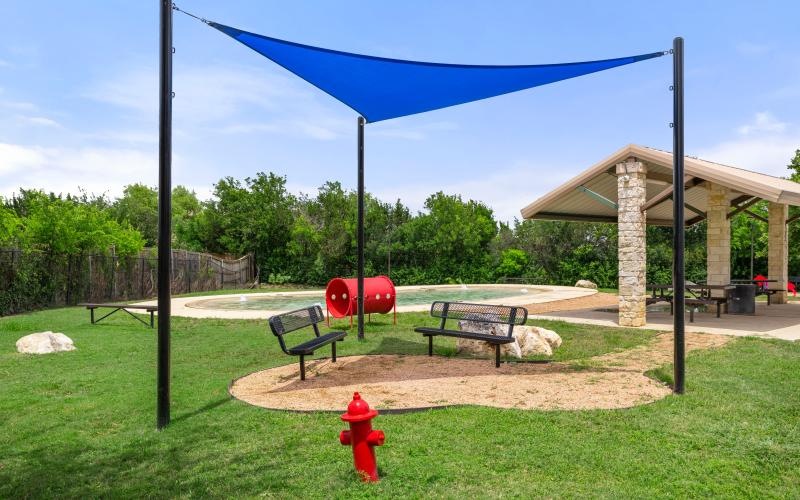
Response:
326,275,396,320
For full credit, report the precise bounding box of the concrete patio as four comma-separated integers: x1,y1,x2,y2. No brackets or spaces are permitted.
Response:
532,301,800,341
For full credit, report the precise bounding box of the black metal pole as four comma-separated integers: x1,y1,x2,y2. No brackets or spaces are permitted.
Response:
672,36,685,394
357,117,365,340
157,0,173,429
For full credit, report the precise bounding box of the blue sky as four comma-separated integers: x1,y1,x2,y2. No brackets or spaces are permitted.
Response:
1,1,798,222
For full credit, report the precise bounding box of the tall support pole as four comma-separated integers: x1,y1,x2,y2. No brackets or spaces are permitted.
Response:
157,0,173,429
357,117,365,340
672,36,685,394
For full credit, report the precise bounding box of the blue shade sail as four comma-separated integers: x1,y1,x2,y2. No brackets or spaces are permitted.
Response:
210,22,663,123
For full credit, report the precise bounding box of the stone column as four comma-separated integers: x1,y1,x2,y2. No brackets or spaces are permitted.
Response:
617,158,647,327
768,202,789,304
706,183,731,297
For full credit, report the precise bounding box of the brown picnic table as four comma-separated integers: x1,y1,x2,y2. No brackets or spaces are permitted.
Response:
78,302,158,328
647,284,735,322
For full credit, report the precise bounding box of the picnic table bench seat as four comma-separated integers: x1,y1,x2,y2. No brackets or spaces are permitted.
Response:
414,301,528,367
756,288,786,306
268,305,346,380
78,302,158,328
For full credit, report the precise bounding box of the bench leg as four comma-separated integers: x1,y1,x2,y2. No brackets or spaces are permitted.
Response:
299,354,306,381
495,344,501,368
90,308,95,324
150,311,155,328
331,341,337,362
689,308,694,323
717,302,721,318
767,293,771,306
670,302,674,316
428,335,433,356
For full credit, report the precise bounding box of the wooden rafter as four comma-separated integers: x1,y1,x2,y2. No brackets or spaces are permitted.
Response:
727,196,761,219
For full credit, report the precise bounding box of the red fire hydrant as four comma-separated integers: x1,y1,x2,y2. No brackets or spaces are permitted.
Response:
339,392,385,482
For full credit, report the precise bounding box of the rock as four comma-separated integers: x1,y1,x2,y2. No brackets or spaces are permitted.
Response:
16,332,75,354
455,321,560,359
533,327,562,349
513,326,552,356
575,279,598,289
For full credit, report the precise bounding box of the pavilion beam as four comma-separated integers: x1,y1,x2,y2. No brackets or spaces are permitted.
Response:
743,209,768,224
575,185,618,210
727,196,760,219
686,214,706,226
684,202,705,219
641,176,699,212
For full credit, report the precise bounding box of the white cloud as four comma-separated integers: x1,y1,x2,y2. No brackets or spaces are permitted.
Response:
697,112,799,177
0,142,157,198
18,115,61,127
0,99,37,111
86,64,316,122
373,161,575,224
697,135,798,177
0,143,47,176
736,112,786,135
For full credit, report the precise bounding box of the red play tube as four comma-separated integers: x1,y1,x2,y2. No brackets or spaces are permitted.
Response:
325,276,396,318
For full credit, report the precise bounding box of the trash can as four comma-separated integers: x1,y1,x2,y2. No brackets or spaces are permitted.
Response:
728,284,756,315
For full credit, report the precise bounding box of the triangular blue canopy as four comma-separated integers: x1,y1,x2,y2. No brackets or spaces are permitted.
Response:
210,22,663,123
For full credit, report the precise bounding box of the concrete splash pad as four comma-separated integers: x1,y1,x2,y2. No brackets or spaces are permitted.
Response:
230,333,729,413
136,284,596,320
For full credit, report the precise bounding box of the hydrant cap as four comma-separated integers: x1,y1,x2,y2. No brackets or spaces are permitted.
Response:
341,392,378,422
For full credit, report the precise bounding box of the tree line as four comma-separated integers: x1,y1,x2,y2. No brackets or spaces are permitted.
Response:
2,149,799,288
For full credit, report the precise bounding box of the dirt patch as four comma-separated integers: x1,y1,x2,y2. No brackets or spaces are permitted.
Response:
230,332,730,412
524,292,618,315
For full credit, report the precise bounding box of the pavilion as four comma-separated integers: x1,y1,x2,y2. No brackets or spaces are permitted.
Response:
520,144,800,326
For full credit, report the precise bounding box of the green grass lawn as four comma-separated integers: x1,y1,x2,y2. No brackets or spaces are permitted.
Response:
1,308,798,498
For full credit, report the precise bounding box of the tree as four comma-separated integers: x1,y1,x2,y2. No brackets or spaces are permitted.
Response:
0,202,21,247
113,184,158,246
496,248,528,278
787,149,800,182
171,186,203,250
204,172,296,278
786,149,800,275
393,192,496,283
11,189,144,256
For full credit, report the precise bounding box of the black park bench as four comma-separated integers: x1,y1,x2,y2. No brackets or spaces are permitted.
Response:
414,301,528,367
78,302,158,328
268,305,346,380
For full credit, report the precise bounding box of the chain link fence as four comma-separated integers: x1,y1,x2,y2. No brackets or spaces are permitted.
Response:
0,249,255,316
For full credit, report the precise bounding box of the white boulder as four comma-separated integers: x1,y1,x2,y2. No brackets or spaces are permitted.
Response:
514,326,553,356
575,279,598,289
534,327,563,349
16,332,75,354
455,321,562,359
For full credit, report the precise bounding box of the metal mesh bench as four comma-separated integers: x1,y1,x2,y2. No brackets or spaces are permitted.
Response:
414,301,528,367
268,305,346,380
